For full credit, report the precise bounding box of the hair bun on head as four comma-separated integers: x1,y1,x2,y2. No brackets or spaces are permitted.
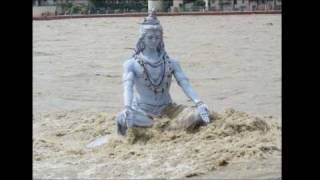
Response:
142,8,160,25
139,8,163,33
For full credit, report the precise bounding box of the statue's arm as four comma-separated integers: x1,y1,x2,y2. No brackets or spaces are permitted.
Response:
172,59,202,105
122,60,135,108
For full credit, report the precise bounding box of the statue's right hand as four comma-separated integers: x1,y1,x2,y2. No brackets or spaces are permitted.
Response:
119,106,134,119
124,105,133,114
116,107,131,136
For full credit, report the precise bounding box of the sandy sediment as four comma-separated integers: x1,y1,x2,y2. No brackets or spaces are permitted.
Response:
33,108,281,179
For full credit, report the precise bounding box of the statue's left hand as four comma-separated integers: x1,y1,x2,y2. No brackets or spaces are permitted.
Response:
196,102,210,123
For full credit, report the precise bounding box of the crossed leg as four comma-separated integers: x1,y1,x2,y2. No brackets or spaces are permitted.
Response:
162,103,207,131
116,103,211,136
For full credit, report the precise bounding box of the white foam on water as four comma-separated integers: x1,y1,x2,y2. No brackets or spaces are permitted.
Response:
86,135,109,148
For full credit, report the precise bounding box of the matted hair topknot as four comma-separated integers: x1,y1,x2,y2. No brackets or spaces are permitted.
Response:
139,8,163,34
142,8,160,25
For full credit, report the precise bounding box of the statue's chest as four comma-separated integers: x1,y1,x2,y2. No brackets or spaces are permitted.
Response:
146,66,162,78
134,58,174,93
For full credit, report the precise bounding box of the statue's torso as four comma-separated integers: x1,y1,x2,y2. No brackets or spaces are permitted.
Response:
130,54,175,115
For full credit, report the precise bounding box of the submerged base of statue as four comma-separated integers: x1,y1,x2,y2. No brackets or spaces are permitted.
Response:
116,102,214,136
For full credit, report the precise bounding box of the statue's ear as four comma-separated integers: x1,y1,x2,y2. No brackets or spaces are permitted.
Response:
138,40,145,51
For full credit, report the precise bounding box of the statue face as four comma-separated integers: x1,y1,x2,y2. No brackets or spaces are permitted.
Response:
143,30,161,50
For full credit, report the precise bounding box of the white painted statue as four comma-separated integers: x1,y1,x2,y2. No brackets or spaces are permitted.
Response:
116,9,212,136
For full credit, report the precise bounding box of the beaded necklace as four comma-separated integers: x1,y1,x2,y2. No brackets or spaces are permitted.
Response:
135,53,168,94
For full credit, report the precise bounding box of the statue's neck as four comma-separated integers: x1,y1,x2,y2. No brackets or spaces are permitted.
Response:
142,48,159,62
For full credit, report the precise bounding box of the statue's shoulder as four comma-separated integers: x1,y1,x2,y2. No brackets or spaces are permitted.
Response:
167,58,180,67
168,58,178,63
123,57,137,69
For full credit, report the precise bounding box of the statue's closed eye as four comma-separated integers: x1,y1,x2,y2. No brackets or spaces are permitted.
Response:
147,36,161,40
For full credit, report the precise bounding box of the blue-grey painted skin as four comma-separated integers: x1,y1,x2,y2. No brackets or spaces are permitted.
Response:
116,9,210,135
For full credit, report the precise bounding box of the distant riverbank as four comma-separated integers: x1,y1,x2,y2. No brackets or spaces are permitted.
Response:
33,10,281,21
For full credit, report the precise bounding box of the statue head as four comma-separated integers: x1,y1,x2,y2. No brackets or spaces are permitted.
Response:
133,8,168,58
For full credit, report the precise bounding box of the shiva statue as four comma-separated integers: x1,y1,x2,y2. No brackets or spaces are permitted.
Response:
116,9,212,136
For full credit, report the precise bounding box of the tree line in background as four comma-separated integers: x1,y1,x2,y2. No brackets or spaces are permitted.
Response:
87,0,207,13
88,0,148,13
33,0,149,14
33,0,208,14
33,0,281,15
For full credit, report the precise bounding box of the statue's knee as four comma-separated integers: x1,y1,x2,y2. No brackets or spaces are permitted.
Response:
193,111,201,120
